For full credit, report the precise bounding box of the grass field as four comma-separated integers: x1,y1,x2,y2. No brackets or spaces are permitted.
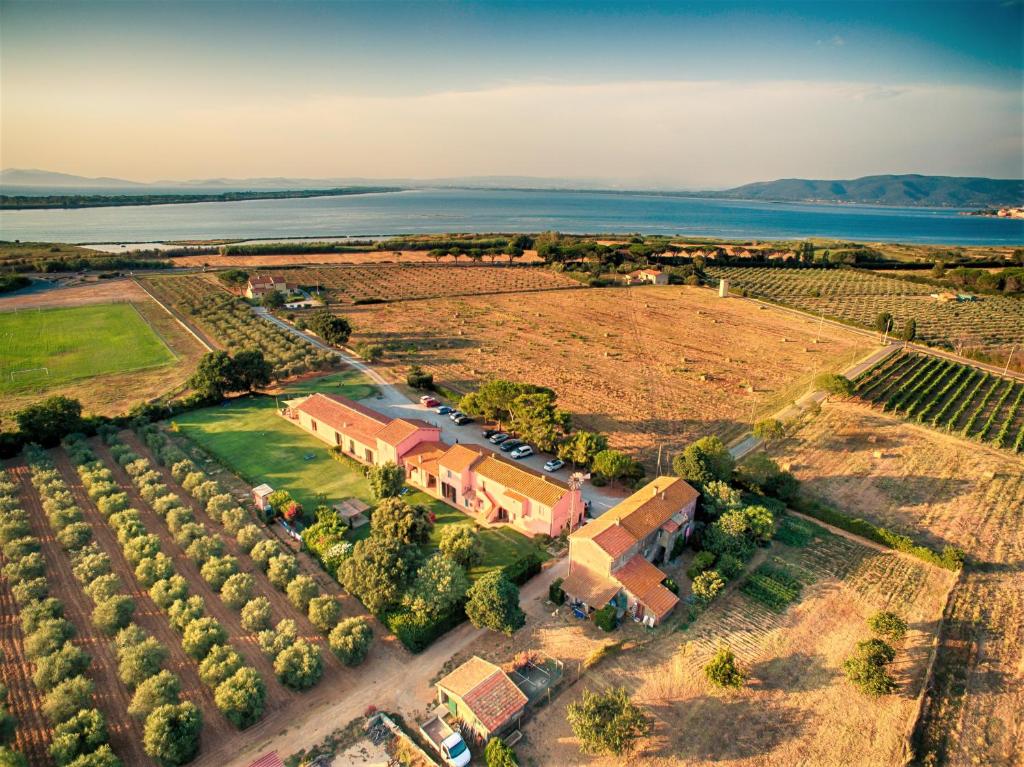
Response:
172,370,542,579
0,302,176,394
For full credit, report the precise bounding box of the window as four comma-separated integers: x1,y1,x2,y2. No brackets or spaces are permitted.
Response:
311,420,317,432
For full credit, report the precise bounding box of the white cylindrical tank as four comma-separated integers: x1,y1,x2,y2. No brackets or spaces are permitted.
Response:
718,278,730,297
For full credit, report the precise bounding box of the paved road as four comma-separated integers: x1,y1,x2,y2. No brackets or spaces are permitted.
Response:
255,307,627,513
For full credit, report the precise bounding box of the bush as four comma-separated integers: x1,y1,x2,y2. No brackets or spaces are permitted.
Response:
181,617,227,660
32,643,91,692
502,551,542,586
692,570,726,604
548,577,565,606
42,675,94,724
273,639,323,690
484,737,518,767
307,595,342,633
686,551,716,580
197,645,242,688
236,525,263,553
250,539,278,569
128,670,180,719
566,687,651,757
593,604,617,632
142,702,202,766
868,611,908,642
383,607,463,654
406,365,434,390
240,597,272,632
117,637,168,689
704,646,746,689
328,618,373,666
220,573,255,610
200,555,239,591
285,575,318,611
48,708,107,766
715,553,745,581
844,638,898,696
438,524,483,568
91,595,135,636
214,667,266,729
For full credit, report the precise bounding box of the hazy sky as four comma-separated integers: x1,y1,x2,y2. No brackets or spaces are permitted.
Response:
2,0,1021,188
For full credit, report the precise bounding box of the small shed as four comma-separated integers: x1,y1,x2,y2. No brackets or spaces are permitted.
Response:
334,498,370,528
252,484,274,512
435,656,528,742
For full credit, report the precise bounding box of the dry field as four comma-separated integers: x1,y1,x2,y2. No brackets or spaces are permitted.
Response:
346,285,872,464
764,401,1024,766
440,525,952,767
0,280,207,419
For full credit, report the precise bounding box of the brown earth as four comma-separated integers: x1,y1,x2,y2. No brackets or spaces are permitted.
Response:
0,278,152,310
764,401,1024,766
345,285,872,465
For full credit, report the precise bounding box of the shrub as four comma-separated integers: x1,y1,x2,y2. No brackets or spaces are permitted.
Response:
566,687,651,756
142,702,202,766
214,667,266,729
305,595,341,633
484,737,518,767
844,638,898,696
200,555,239,591
117,637,168,689
438,524,483,568
328,617,373,666
197,645,242,688
593,604,617,632
686,551,716,580
868,611,908,642
285,575,318,611
42,675,94,724
240,597,272,632
236,525,263,553
692,570,726,604
32,643,91,692
267,555,299,590
250,539,278,569
92,596,136,636
48,708,107,766
181,617,227,660
135,554,175,588
715,553,745,581
128,670,180,719
273,639,323,690
221,572,255,610
704,646,746,689
149,576,188,610
548,577,566,606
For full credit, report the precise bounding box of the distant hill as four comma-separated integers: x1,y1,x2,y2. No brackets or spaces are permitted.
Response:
707,174,1023,208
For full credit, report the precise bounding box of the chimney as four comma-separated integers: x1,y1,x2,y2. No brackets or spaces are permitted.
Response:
651,485,657,497
614,518,620,526
660,492,666,501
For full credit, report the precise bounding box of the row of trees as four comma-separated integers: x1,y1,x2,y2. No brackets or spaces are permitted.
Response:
0,466,116,767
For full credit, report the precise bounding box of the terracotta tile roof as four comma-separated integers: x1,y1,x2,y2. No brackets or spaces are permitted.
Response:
294,393,389,444
375,418,438,447
573,476,697,554
403,441,447,475
640,583,679,620
562,566,621,607
245,753,284,767
592,524,636,558
437,657,527,732
438,444,487,475
475,455,570,509
613,555,678,619
661,518,682,534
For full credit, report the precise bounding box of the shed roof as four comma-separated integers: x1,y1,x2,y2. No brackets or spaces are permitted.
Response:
561,566,621,607
437,656,527,734
438,443,487,475
375,418,438,447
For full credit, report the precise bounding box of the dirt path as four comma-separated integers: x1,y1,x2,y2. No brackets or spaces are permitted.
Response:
10,461,152,767
0,573,53,767
83,443,235,747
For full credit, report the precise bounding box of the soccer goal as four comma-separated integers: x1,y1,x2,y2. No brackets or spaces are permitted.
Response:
9,367,50,382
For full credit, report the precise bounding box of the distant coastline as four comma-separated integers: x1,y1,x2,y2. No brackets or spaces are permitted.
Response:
0,186,402,210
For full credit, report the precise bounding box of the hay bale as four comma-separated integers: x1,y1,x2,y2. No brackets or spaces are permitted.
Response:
872,450,883,459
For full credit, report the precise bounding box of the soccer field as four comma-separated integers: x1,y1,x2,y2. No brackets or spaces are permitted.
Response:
0,303,176,393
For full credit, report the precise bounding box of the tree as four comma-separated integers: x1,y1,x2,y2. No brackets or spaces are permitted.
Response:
214,667,266,729
230,349,272,392
249,539,279,569
843,639,898,696
42,676,93,724
129,670,180,719
135,555,174,588
142,702,202,766
814,373,854,397
266,554,299,590
322,615,372,666
591,449,633,483
508,392,571,453
32,643,91,691
0,746,27,767
566,687,651,757
273,639,323,690
691,570,725,603
406,366,434,390
149,576,188,611
187,351,236,400
286,575,319,612
369,498,433,546
484,736,518,767
197,645,242,688
117,637,168,688
49,708,107,766
217,269,248,287
240,597,272,632
402,555,469,621
557,431,608,467
868,611,908,642
24,618,73,661
367,462,405,500
306,309,351,345
200,555,239,591
15,397,83,447
220,572,255,610
460,380,553,426
704,646,746,689
91,595,135,637
307,595,342,633
753,418,785,442
181,617,227,660
339,537,420,615
701,480,742,518
465,570,524,635
261,290,285,309
438,525,482,568
900,318,917,342
673,436,734,488
875,311,894,335
168,596,205,632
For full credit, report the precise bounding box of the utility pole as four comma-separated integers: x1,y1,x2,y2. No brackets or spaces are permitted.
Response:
815,311,824,344
881,317,893,346
1003,343,1017,377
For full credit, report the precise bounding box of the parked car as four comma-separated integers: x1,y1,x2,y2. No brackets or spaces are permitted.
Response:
421,397,441,408
419,716,471,767
452,414,474,425
543,458,565,472
499,439,523,452
418,394,435,403
488,433,510,444
510,445,534,459
435,405,454,415
449,410,465,421
481,428,500,438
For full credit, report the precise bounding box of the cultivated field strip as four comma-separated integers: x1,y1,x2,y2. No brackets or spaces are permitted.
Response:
9,462,153,767
706,265,1024,358
855,350,1024,452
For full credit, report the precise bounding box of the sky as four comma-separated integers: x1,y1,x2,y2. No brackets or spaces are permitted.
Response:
1,0,1021,189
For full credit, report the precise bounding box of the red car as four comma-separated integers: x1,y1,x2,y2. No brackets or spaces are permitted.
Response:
421,397,440,408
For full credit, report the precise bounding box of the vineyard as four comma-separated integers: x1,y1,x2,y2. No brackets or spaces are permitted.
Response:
255,263,582,304
705,266,1024,361
854,350,1024,452
142,276,337,378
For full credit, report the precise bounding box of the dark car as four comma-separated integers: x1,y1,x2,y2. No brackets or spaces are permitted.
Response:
481,429,500,439
499,439,523,452
453,414,474,425
488,433,510,444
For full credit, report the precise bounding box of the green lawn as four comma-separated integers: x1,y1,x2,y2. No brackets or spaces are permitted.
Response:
174,370,545,578
0,303,176,393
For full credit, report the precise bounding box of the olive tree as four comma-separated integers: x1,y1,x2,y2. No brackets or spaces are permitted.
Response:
220,572,255,610
181,617,227,660
128,670,180,719
142,702,202,766
566,687,651,756
307,596,341,633
285,575,318,612
214,667,266,729
273,639,323,690
328,618,373,667
240,597,272,632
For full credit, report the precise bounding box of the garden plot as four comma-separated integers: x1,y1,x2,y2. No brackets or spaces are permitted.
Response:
347,285,870,464
763,401,1024,766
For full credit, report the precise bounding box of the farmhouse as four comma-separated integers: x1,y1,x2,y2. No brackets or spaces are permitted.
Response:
625,268,668,286
282,393,582,537
435,656,528,742
245,274,295,299
562,476,698,626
